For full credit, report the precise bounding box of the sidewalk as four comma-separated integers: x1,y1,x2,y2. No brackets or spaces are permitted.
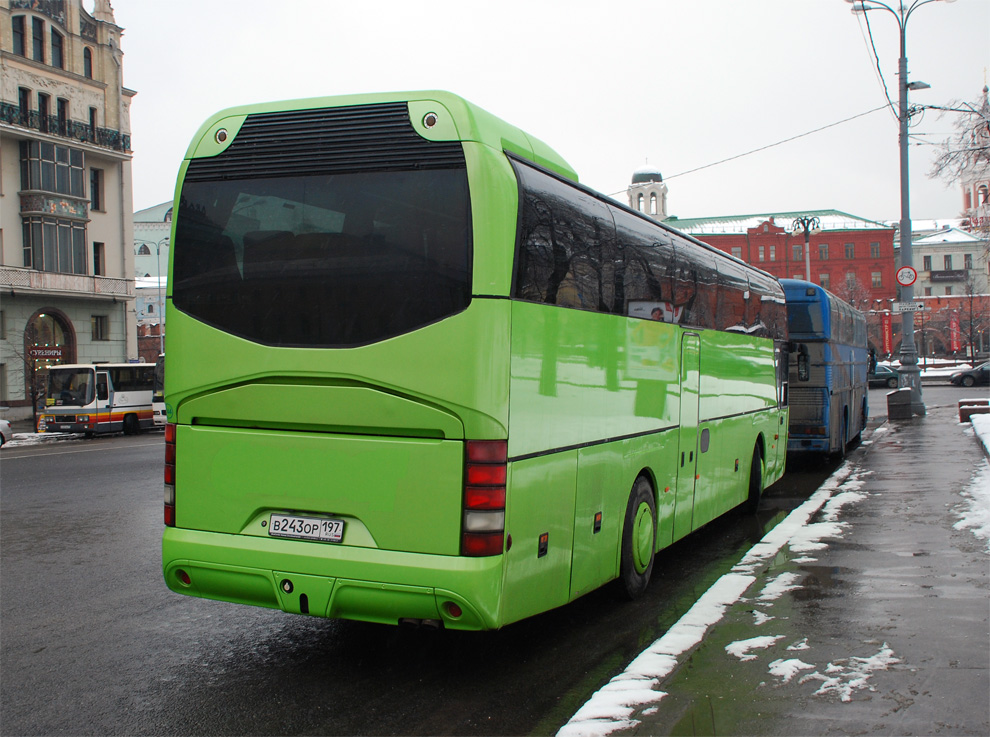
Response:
562,403,990,736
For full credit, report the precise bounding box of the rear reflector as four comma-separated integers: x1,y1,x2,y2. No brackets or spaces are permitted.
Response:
462,440,507,557
164,423,176,527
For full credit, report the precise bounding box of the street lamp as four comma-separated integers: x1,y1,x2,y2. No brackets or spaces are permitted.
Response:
844,0,956,416
135,236,169,353
791,215,821,282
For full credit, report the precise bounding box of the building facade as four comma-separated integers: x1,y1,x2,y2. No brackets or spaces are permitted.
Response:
663,210,898,308
0,0,136,422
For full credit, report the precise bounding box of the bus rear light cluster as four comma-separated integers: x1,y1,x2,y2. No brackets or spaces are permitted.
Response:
164,423,176,527
462,440,507,557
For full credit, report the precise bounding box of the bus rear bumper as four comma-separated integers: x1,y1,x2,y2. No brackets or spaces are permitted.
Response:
162,527,504,630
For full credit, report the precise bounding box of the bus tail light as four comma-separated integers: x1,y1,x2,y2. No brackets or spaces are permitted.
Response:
164,423,176,527
462,440,507,557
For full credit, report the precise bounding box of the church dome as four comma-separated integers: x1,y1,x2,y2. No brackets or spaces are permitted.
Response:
631,166,663,184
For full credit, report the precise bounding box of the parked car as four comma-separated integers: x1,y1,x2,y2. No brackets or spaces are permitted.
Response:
949,362,989,388
868,364,900,388
0,418,11,448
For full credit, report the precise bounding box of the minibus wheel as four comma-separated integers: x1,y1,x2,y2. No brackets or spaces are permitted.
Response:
619,476,656,600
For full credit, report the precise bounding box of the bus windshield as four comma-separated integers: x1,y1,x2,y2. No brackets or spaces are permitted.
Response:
46,368,94,407
172,169,472,348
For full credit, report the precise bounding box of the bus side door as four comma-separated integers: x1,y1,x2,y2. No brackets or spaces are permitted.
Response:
673,333,700,541
95,371,112,430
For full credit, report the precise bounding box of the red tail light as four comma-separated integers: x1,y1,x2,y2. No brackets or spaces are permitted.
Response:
164,423,176,527
462,440,507,556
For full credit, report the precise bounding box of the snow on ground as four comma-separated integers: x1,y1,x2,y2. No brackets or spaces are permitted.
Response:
560,416,990,737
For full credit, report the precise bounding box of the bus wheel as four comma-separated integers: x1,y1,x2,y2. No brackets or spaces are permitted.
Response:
123,414,139,435
619,476,656,600
745,445,764,513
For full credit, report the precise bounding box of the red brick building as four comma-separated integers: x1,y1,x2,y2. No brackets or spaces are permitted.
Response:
665,210,897,309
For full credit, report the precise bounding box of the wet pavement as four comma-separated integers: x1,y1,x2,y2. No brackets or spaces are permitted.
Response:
562,402,990,736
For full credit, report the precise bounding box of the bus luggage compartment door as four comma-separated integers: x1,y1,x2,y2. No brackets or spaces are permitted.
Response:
173,425,465,557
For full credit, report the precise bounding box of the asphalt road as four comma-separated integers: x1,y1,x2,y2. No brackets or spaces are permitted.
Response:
1,385,969,735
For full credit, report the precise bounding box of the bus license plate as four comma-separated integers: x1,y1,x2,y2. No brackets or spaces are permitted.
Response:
268,514,344,543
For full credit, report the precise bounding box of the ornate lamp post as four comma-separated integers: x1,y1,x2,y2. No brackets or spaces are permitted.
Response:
844,0,956,416
135,236,170,354
791,215,821,282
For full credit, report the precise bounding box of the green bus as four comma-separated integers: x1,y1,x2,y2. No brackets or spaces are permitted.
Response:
162,91,789,630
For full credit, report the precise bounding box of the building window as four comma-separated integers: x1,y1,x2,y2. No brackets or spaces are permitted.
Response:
924,287,932,296
793,244,802,261
17,88,31,124
870,242,880,259
137,244,151,255
819,273,830,288
32,17,45,63
92,315,110,341
923,255,932,271
818,243,829,260
90,168,104,211
649,193,657,216
83,47,93,78
980,184,989,204
93,242,106,276
147,304,155,315
845,243,855,259
57,98,68,136
22,216,87,274
731,246,742,259
38,93,50,133
51,29,64,69
758,245,765,262
964,253,973,270
20,141,85,197
872,272,882,288
945,287,953,296
12,16,26,56
944,255,953,270
846,272,856,290
793,273,803,280
769,246,775,262
637,193,644,212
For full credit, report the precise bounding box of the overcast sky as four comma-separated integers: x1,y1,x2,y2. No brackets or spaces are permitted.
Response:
110,0,990,224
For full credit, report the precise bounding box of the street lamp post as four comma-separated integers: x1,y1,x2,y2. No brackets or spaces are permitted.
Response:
845,0,955,416
135,236,170,354
791,215,821,282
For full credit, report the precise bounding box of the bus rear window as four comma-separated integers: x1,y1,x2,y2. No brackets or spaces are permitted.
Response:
172,168,471,347
786,302,825,336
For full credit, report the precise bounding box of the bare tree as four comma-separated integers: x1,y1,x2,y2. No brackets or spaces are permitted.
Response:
928,87,990,198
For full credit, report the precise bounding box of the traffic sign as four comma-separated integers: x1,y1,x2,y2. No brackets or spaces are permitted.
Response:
896,266,918,287
892,301,925,313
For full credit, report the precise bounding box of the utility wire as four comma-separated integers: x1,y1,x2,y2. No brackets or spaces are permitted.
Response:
859,9,898,122
659,106,889,182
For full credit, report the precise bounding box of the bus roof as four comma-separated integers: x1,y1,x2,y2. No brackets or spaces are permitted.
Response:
183,90,578,183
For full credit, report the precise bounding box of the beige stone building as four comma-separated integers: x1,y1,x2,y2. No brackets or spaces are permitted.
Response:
0,0,136,422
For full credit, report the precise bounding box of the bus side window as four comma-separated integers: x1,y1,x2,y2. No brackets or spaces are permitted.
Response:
97,374,109,401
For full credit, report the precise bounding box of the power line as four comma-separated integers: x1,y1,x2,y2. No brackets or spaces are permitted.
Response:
661,106,889,182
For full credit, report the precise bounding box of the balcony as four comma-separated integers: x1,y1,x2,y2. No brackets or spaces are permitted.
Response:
0,266,133,301
0,103,131,153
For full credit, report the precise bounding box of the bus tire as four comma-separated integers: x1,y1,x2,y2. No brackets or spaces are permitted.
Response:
618,476,656,600
745,445,764,513
123,414,139,435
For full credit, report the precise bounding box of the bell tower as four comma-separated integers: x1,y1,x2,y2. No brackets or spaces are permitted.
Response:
627,165,668,221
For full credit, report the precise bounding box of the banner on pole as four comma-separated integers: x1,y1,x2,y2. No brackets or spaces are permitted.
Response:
881,312,893,354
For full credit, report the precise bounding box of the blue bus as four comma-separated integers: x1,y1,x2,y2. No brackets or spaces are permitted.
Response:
782,279,868,456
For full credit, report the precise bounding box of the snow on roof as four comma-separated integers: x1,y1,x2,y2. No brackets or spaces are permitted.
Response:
913,226,984,245
665,209,892,235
